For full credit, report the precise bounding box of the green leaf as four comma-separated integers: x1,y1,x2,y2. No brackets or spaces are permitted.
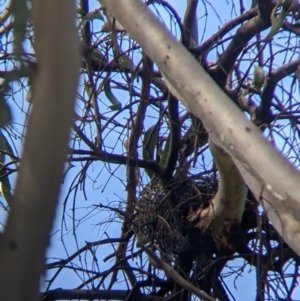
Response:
0,131,15,205
78,9,104,32
84,81,93,98
108,104,122,111
0,164,12,205
119,54,134,70
0,133,17,167
268,4,285,38
0,136,5,164
11,0,29,56
91,48,107,62
253,65,266,91
159,134,171,169
142,124,159,179
104,79,122,111
143,124,158,161
77,8,86,17
0,98,11,128
26,87,33,103
136,230,149,248
296,64,300,94
0,174,12,204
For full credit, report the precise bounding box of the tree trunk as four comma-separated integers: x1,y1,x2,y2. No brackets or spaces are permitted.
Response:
0,2,80,301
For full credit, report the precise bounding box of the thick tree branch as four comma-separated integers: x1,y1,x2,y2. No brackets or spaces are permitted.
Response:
210,1,274,86
188,136,247,247
0,1,80,301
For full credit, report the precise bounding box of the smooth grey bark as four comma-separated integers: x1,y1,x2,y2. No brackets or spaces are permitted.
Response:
0,1,80,301
99,0,300,255
188,137,248,247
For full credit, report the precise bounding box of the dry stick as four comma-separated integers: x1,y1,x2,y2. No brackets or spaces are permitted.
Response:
143,247,216,301
107,55,152,290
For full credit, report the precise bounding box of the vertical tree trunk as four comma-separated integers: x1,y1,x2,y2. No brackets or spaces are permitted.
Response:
0,2,80,301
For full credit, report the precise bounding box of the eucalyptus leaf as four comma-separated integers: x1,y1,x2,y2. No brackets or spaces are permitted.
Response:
136,230,149,248
0,130,5,164
11,0,29,55
104,79,122,111
0,98,11,128
0,131,17,167
159,134,171,169
108,103,122,111
253,65,266,91
268,4,285,38
91,48,107,62
26,87,33,103
296,64,300,94
142,124,159,179
0,165,12,205
119,55,134,70
0,176,12,204
78,9,104,29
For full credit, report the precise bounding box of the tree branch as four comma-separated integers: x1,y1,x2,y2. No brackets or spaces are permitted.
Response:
210,1,274,86
188,136,247,247
0,1,80,301
182,0,198,47
193,7,258,58
254,59,300,125
43,289,163,301
143,246,216,301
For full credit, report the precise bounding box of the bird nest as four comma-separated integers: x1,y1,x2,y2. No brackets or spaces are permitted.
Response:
133,174,218,258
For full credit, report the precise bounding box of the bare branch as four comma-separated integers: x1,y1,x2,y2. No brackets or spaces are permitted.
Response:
43,289,163,301
143,246,216,301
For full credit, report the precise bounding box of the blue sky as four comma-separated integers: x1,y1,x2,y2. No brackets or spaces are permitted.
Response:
0,0,299,300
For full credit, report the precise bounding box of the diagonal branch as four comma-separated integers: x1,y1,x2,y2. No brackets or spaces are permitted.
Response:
193,7,258,58
210,0,274,87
